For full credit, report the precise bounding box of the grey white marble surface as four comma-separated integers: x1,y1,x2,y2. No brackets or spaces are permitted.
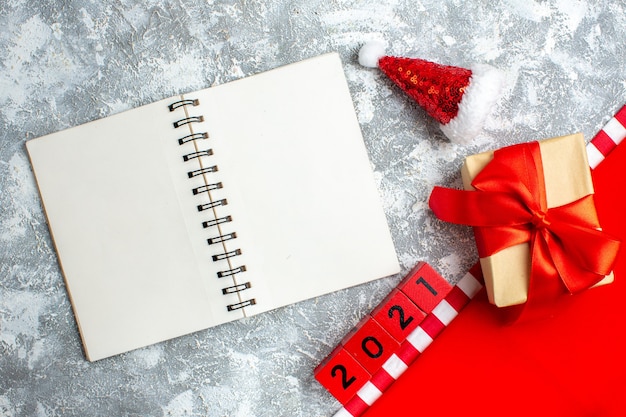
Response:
1,1,625,416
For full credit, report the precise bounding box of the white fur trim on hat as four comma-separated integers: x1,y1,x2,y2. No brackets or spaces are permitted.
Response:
439,63,505,145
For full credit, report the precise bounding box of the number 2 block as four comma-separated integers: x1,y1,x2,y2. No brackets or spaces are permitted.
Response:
371,289,426,342
341,317,400,374
314,345,371,404
397,262,453,313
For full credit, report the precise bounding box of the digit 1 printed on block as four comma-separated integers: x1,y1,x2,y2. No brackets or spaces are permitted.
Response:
314,345,372,404
397,262,453,313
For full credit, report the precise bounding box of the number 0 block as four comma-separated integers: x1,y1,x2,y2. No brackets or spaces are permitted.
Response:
314,345,371,404
341,317,400,374
371,289,426,342
397,262,453,313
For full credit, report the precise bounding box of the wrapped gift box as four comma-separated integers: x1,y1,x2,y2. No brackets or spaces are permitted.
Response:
460,133,613,307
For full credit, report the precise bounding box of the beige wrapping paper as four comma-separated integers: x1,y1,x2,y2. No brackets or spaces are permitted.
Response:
460,133,613,307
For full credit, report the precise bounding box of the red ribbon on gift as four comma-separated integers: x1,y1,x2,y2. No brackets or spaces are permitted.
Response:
429,141,620,313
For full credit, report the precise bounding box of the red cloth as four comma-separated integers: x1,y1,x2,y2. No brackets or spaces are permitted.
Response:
364,141,626,417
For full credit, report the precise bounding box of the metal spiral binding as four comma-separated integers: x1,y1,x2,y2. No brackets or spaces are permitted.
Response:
183,149,213,161
188,165,218,178
197,198,227,212
173,115,204,128
179,132,209,145
227,299,257,312
168,98,199,112
222,282,251,294
192,182,222,195
170,97,254,312
207,232,237,245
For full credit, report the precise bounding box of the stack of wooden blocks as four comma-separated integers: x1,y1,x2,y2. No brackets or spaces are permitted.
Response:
315,262,481,406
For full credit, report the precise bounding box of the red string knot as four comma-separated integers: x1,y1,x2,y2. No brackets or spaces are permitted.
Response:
531,210,551,229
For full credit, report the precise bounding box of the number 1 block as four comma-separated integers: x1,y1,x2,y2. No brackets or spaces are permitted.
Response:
397,262,453,313
314,345,371,404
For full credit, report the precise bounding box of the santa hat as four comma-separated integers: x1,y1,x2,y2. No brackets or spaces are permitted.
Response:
359,40,505,145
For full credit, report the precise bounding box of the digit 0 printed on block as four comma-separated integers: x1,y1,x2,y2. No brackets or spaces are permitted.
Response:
341,317,400,374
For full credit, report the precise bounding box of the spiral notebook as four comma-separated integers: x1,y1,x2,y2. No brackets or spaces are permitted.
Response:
26,53,400,361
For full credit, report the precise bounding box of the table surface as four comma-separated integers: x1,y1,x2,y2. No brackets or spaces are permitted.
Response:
1,1,624,416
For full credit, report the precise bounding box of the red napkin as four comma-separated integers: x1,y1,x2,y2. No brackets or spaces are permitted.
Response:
364,141,626,417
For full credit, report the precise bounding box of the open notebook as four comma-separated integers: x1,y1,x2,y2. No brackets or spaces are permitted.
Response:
26,53,400,361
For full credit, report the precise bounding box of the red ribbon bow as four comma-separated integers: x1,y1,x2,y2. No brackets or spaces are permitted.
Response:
429,141,620,308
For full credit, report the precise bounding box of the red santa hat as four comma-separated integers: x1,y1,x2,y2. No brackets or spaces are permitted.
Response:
359,40,505,145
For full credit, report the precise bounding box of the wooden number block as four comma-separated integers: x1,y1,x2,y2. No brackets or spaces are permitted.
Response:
370,289,426,342
314,345,371,404
341,317,400,374
398,262,452,313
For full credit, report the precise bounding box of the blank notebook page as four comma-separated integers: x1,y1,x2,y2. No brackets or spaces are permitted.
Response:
26,53,400,361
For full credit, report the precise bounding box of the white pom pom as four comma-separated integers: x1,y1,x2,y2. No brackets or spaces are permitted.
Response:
358,40,387,68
